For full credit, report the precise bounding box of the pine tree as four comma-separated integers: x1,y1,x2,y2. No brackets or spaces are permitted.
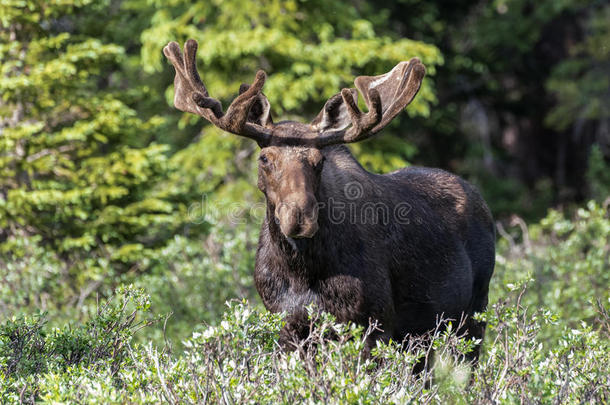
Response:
0,0,185,312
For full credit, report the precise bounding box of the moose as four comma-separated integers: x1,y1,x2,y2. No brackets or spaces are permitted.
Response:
164,40,495,363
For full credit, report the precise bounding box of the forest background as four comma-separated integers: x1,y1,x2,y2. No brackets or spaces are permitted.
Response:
0,0,608,402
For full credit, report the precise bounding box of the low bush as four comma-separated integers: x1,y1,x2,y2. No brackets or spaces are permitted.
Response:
2,294,607,403
1,202,608,403
0,286,156,403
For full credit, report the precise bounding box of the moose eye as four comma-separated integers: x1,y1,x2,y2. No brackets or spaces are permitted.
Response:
259,155,269,165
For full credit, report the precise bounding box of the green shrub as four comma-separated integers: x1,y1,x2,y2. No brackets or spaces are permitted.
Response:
493,201,609,341
8,293,606,404
0,286,155,403
1,203,608,403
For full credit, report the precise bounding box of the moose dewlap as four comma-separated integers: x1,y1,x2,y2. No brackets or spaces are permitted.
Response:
164,39,495,362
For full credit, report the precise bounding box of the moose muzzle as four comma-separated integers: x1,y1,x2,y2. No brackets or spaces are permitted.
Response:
275,192,319,238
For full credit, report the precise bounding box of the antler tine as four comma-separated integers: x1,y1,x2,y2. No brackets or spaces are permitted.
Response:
313,88,382,147
164,40,271,145
341,88,382,142
183,40,209,97
314,58,426,147
208,70,268,134
192,70,267,130
369,59,424,134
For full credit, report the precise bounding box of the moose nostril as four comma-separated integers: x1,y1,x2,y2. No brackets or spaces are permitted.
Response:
275,196,320,238
280,219,301,238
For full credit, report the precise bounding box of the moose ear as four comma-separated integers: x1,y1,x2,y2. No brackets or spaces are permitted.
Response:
239,83,273,127
310,88,358,131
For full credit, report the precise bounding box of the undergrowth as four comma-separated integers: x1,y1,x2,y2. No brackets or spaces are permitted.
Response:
1,202,608,404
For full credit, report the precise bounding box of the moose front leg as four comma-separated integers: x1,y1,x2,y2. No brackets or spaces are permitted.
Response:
277,287,329,352
278,307,312,351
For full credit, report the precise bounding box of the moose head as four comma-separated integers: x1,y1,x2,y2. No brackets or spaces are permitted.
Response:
163,39,425,239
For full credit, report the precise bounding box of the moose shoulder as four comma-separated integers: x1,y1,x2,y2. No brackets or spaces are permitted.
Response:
164,40,495,362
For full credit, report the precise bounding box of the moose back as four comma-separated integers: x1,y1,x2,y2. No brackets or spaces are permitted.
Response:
164,40,495,360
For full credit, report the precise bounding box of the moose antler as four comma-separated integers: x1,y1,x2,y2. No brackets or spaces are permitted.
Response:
314,58,426,147
164,39,425,148
163,39,272,145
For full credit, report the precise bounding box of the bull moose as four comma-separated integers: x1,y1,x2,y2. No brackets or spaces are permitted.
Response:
164,39,495,363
